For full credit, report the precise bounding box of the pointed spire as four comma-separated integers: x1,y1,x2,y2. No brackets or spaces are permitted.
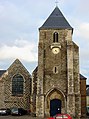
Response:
39,7,73,30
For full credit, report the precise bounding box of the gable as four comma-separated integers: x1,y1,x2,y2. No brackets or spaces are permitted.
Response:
7,59,31,76
0,59,31,82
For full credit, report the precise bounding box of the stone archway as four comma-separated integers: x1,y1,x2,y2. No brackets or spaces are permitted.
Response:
45,88,66,117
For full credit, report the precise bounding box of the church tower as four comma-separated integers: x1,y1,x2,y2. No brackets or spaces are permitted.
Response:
36,7,81,118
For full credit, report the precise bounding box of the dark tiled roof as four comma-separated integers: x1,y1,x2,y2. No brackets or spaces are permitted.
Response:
80,74,87,80
86,85,89,88
39,6,73,30
0,70,6,77
86,88,89,96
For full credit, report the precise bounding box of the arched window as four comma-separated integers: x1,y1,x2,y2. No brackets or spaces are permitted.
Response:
12,74,24,95
53,32,58,42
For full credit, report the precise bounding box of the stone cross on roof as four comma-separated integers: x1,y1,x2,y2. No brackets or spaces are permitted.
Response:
55,0,59,7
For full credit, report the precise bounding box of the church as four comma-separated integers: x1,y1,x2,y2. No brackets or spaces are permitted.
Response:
0,6,86,118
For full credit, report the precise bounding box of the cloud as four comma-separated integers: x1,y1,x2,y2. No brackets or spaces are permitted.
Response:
75,22,89,40
0,39,37,62
0,0,89,83
77,0,89,14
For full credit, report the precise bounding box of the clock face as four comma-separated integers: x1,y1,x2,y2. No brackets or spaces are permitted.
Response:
52,47,60,54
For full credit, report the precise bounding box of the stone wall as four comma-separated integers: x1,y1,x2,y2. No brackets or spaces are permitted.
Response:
36,28,81,118
31,67,38,115
0,59,31,110
0,80,5,108
80,79,86,117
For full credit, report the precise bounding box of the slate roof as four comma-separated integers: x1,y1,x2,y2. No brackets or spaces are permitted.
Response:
80,74,87,80
0,70,6,77
86,85,89,88
86,88,89,96
40,6,73,30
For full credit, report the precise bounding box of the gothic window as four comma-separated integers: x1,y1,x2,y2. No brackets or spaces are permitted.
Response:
12,74,24,95
53,32,58,42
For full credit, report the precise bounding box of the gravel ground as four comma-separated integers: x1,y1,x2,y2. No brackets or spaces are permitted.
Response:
0,115,46,119
0,115,88,119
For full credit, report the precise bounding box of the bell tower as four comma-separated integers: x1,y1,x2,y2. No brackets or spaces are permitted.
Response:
36,7,81,118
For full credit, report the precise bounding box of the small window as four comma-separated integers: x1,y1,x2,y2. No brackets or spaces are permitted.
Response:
12,74,24,95
55,67,57,73
53,66,58,74
53,32,58,42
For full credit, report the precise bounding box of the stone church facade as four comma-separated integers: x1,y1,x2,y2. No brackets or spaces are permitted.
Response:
0,6,86,118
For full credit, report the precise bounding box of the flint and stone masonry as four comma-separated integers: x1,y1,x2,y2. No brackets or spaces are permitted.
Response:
0,6,86,119
36,7,81,118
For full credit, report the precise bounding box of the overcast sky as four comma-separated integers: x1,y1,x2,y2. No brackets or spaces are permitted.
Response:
0,0,89,84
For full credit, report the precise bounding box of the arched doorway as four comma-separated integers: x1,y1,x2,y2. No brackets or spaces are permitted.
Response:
45,88,66,117
50,99,61,116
